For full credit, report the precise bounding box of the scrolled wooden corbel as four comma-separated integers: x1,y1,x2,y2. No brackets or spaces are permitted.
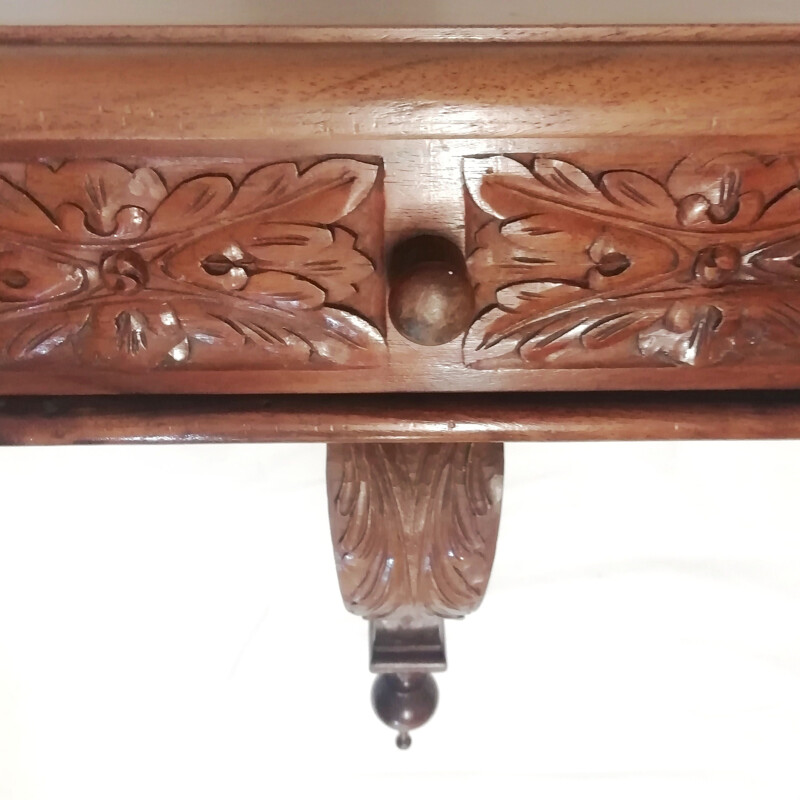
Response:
327,442,503,747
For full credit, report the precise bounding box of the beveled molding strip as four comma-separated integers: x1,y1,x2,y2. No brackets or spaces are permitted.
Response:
1,391,800,445
1,25,800,45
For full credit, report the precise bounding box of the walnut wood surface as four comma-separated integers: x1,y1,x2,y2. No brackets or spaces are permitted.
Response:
327,442,502,618
3,30,800,393
4,42,800,141
2,391,800,445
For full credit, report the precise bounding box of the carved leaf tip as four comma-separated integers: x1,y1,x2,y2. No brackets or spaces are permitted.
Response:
463,155,532,218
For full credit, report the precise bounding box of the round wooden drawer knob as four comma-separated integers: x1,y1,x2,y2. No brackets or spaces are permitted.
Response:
388,235,475,346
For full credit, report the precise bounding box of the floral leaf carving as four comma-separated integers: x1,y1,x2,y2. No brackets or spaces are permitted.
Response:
467,281,593,355
63,296,384,370
465,153,800,233
176,303,384,368
598,171,676,224
469,210,680,295
244,225,373,302
223,159,378,224
637,294,800,366
467,282,800,369
25,161,167,239
414,444,504,618
464,152,800,370
463,155,538,218
667,153,800,229
0,157,385,371
163,222,372,305
465,156,678,226
78,302,189,367
147,175,236,234
147,158,375,241
156,161,381,309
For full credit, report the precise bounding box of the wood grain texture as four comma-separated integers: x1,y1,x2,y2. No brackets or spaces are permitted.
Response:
464,152,800,370
0,157,385,372
3,391,799,445
327,442,502,618
3,41,800,141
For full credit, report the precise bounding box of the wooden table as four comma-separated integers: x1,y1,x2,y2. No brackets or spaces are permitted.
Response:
2,24,800,747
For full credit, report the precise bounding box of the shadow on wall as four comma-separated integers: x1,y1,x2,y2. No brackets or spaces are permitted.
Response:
0,0,797,25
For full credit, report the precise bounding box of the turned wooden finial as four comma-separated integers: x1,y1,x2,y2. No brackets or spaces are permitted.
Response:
371,672,439,749
388,235,475,346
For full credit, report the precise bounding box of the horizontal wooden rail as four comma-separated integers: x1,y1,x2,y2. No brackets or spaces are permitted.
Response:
1,392,800,445
3,34,800,143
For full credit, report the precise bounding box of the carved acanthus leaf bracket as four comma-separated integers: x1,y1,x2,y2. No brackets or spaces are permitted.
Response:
327,443,503,619
327,442,504,748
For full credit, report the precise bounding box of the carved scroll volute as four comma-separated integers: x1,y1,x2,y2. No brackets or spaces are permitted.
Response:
326,441,504,748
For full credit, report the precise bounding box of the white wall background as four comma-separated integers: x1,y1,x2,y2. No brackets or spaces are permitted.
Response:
2,4,800,800
0,0,799,25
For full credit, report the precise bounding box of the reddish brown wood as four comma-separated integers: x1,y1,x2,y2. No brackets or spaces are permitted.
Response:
464,152,800,371
328,442,503,617
2,391,799,445
389,235,474,346
5,41,800,143
327,441,503,745
0,157,385,373
1,32,800,392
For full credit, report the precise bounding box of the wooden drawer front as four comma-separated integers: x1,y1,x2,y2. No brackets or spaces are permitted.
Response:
463,150,800,371
0,156,386,375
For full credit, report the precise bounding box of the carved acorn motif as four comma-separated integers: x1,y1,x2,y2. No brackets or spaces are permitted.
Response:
586,233,635,290
640,301,725,366
664,300,723,335
668,153,800,228
693,244,742,287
